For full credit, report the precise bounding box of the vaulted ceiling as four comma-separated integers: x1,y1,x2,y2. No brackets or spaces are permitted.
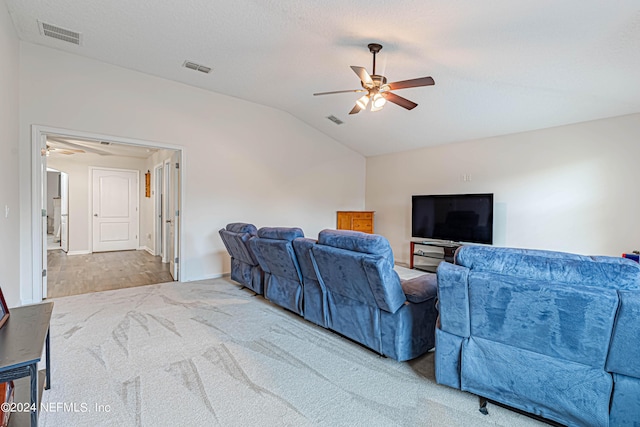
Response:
6,1,640,156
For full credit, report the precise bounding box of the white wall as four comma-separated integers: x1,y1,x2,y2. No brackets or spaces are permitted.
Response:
19,42,366,302
366,113,640,263
0,2,20,307
47,154,148,254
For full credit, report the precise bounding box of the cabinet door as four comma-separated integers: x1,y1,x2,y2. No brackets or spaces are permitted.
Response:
337,212,352,230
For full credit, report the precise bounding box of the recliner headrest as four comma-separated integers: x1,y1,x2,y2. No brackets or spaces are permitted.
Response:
318,229,391,255
225,223,257,235
257,227,304,241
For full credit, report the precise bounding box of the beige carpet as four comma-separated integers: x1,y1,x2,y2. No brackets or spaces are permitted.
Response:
39,273,547,426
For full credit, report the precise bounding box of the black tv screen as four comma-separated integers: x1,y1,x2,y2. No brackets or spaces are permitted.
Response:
412,193,494,244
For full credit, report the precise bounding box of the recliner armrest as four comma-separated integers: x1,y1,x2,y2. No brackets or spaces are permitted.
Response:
401,273,437,304
437,262,470,337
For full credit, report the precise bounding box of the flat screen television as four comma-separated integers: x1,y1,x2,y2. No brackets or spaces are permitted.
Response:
412,193,494,244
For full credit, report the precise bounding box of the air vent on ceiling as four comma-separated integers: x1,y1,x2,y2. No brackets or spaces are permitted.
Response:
326,115,344,125
183,61,212,74
38,21,82,45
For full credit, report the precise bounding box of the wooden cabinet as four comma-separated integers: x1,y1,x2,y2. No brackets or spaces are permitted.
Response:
336,211,375,234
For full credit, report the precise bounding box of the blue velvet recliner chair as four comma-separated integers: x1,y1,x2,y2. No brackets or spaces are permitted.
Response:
435,245,640,426
250,227,305,315
310,229,439,361
292,237,328,328
218,222,263,294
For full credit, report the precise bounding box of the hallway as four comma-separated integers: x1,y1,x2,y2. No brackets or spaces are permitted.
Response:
46,250,174,298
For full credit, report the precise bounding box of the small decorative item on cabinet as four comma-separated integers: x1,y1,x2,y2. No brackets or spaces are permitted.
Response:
336,211,374,234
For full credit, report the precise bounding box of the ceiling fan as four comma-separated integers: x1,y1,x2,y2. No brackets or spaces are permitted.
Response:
314,43,435,115
46,137,112,156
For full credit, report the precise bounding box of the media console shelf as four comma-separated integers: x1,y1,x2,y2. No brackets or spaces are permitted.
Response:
410,241,461,273
0,302,53,427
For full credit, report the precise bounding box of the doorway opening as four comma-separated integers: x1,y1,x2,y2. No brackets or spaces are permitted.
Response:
45,168,69,253
32,126,185,301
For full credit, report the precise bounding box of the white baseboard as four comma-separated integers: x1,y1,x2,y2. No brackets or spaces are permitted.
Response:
181,272,228,282
66,250,91,256
139,246,155,256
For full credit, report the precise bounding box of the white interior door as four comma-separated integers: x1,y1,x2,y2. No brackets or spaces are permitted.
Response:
155,164,163,257
162,157,180,280
171,153,180,279
163,161,170,264
92,168,139,252
60,172,69,253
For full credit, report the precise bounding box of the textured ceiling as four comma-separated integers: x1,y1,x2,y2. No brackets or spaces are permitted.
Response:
6,0,640,156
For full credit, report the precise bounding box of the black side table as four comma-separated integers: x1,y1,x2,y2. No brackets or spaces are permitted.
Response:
0,302,53,427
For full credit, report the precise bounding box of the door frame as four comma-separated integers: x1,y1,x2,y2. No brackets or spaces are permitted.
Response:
31,125,186,303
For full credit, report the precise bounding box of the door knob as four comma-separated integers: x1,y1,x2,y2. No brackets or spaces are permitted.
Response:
94,213,98,217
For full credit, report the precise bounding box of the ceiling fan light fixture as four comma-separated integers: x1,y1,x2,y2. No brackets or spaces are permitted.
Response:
356,95,370,109
371,93,386,111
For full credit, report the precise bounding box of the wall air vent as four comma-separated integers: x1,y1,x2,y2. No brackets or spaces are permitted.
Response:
38,21,82,45
183,61,212,74
99,141,111,145
326,115,344,125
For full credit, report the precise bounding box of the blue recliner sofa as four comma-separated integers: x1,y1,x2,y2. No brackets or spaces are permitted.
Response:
250,227,305,315
218,223,263,294
310,229,439,361
435,245,640,426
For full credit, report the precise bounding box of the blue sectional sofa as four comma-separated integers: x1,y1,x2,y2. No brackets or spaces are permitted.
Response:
218,223,263,294
220,225,439,361
435,245,640,426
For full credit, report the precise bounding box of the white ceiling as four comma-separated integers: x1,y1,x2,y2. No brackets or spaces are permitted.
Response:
7,1,640,157
47,136,158,159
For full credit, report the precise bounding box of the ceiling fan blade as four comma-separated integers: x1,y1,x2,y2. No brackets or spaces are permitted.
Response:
349,103,362,115
381,92,418,110
387,76,435,91
48,137,111,156
350,66,374,87
313,89,367,96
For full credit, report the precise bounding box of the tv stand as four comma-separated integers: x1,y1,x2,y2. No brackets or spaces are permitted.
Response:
410,241,461,272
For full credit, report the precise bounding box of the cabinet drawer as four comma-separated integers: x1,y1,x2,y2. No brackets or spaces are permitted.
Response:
352,219,372,232
352,212,373,219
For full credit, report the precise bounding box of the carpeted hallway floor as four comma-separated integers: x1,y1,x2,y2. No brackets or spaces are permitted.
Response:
40,276,547,427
